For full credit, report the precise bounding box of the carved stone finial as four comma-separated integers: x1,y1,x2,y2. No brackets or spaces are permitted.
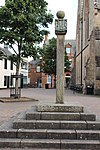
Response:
56,11,65,19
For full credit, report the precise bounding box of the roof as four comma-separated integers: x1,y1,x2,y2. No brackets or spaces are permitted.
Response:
29,59,42,66
94,0,100,9
0,47,12,56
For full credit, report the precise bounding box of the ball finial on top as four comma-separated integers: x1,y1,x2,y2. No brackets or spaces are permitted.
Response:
56,11,65,19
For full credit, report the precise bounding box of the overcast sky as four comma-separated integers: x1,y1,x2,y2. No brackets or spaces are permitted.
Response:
0,0,78,40
46,0,78,39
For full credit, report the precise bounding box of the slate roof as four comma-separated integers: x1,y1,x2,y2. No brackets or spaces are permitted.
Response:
0,47,12,56
29,59,42,67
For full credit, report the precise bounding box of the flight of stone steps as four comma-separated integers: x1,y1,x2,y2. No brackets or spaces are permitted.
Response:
0,104,100,149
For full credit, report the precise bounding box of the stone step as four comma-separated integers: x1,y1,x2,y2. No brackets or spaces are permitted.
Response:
0,129,75,139
0,138,100,149
13,119,100,130
0,104,99,149
17,129,76,139
0,138,21,148
0,129,100,140
37,105,84,113
26,112,96,121
61,140,100,149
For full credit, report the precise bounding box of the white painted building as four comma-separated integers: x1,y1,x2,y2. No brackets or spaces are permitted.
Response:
0,47,16,88
20,58,28,88
0,47,28,89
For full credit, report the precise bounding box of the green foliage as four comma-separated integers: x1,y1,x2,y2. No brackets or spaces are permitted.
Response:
0,0,53,70
64,53,71,72
41,37,71,76
0,0,53,97
42,37,56,75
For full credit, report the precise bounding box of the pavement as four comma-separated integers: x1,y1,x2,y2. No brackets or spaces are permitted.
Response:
0,88,100,150
0,87,100,126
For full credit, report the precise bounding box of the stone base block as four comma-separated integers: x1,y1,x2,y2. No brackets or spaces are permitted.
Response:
80,113,96,121
76,130,100,140
37,104,83,113
61,121,87,130
13,120,36,129
0,129,17,138
17,129,47,139
87,121,100,130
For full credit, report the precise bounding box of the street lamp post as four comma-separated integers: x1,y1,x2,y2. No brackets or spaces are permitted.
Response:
55,11,67,104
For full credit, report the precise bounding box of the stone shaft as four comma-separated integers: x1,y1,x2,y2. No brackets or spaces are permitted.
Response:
56,35,65,104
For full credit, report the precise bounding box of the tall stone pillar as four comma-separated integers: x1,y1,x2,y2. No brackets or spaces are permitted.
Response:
56,35,65,103
55,11,67,104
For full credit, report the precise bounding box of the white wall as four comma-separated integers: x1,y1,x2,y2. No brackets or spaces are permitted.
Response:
0,59,16,88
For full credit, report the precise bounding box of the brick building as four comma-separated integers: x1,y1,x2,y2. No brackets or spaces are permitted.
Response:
28,38,76,89
76,0,100,94
64,40,76,87
28,59,55,88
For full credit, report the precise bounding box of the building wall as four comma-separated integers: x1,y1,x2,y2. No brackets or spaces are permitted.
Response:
20,58,28,87
28,61,55,89
0,45,29,89
76,0,100,95
64,40,76,87
0,59,16,88
0,57,28,89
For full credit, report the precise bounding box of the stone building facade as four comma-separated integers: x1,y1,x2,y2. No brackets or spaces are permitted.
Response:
76,0,100,95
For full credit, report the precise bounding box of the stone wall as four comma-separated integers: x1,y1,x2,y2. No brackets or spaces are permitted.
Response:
76,0,100,95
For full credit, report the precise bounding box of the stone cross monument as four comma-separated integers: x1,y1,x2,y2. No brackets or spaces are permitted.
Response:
55,11,67,104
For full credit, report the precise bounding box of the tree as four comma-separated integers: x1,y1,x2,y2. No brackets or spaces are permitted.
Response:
0,0,53,98
42,38,56,74
64,53,71,72
39,37,56,87
41,37,70,88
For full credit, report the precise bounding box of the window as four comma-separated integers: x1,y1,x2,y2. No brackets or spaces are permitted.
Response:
10,60,13,70
10,76,13,86
47,75,51,83
66,48,70,54
21,62,27,70
0,51,4,57
4,76,7,86
37,66,40,72
28,66,30,72
94,0,99,6
69,59,72,67
4,59,7,69
23,76,27,84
